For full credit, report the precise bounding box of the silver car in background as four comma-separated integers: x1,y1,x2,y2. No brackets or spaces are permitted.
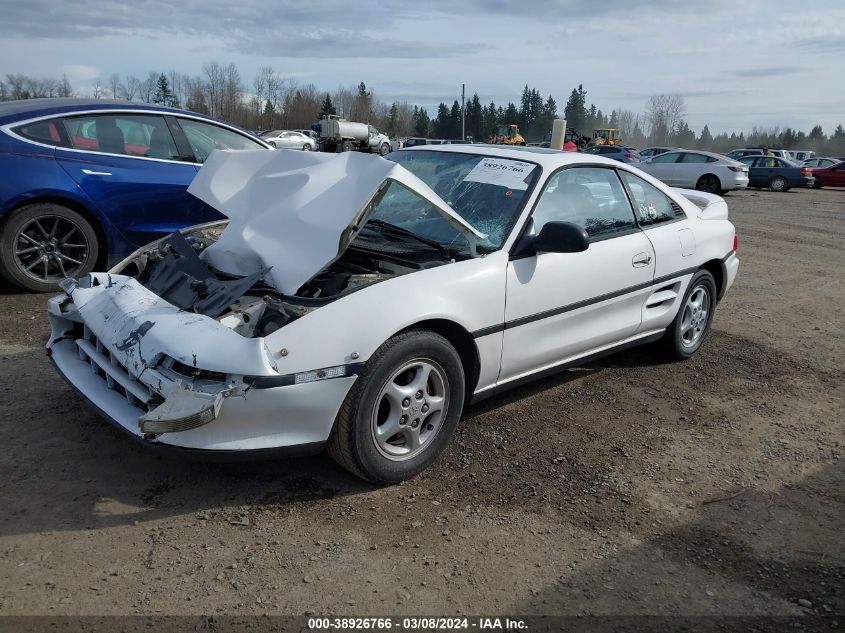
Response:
262,130,316,151
637,149,749,194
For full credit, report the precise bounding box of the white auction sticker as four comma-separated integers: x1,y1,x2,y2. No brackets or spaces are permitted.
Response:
463,157,535,190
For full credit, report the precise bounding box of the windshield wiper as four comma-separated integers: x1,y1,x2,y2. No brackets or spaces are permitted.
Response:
367,219,452,260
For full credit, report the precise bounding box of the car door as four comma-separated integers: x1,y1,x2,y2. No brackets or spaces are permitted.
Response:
498,166,656,384
54,112,205,248
617,170,695,333
754,155,780,184
642,151,681,185
828,161,845,186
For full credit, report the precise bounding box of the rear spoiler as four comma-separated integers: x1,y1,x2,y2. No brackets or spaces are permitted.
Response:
674,188,729,220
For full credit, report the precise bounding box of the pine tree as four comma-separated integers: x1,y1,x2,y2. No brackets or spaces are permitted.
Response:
414,108,431,137
699,124,713,149
152,73,177,107
433,102,451,138
564,84,588,135
450,100,462,138
808,125,824,142
467,93,483,141
318,94,336,119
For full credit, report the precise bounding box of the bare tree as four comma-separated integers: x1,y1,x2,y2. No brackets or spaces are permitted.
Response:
138,71,158,103
203,61,224,117
222,63,241,120
108,73,123,100
168,71,186,108
124,75,140,101
644,93,686,145
331,84,357,119
92,79,104,99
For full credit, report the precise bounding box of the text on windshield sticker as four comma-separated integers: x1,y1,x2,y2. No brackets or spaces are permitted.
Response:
462,158,536,190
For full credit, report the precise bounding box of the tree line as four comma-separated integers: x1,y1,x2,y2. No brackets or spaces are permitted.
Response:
2,67,844,155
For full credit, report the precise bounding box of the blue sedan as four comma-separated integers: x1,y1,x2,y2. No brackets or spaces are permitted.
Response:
0,99,269,291
737,155,814,192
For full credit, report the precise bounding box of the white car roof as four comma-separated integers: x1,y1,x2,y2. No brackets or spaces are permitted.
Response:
401,143,623,171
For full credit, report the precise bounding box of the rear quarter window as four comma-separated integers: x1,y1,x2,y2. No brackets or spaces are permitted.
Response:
12,119,69,148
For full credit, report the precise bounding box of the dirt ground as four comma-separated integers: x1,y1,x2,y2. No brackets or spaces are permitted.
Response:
0,188,842,626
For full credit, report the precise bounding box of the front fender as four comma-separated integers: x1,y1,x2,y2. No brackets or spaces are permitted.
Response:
264,251,509,376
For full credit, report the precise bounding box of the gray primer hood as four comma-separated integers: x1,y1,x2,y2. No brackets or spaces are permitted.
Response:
187,149,484,294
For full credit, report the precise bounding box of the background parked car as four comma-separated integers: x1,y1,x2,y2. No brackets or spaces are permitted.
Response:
637,150,748,193
788,150,815,162
725,149,763,160
262,130,316,150
737,155,814,191
293,129,318,140
582,145,640,163
808,160,845,189
803,157,841,168
638,146,677,160
402,137,429,147
0,98,269,291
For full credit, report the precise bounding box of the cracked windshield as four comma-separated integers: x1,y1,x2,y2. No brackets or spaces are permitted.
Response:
375,151,539,253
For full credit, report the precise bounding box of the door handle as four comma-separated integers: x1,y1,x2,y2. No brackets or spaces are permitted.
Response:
81,169,112,176
632,252,652,267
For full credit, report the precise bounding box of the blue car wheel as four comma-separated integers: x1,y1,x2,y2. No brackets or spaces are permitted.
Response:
0,203,99,292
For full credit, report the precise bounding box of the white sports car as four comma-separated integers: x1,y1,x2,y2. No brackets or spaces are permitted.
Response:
47,146,739,483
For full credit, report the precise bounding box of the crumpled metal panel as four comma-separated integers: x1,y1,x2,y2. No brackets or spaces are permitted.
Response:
187,149,483,294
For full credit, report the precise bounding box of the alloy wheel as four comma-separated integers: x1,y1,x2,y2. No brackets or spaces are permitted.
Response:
680,286,710,348
13,215,90,283
370,358,449,460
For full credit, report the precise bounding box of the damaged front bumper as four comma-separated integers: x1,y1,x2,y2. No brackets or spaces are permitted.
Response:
46,273,357,454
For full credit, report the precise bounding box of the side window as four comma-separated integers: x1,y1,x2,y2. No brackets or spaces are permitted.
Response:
532,167,637,240
650,152,680,163
619,171,684,226
13,118,70,148
680,153,711,163
177,118,265,163
61,114,178,159
740,157,756,167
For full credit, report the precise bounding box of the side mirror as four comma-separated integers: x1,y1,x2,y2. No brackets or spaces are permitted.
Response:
532,221,590,254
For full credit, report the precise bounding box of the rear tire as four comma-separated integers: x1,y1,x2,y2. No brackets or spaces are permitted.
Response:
695,174,721,194
0,203,99,292
813,177,823,189
660,270,717,361
327,329,465,484
342,140,353,152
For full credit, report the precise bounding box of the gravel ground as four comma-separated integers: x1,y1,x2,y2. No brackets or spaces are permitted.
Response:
0,188,842,625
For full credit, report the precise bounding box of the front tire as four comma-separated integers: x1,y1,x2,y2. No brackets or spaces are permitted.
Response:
660,270,717,360
813,177,823,189
327,329,465,484
0,203,99,292
379,143,390,156
769,176,788,192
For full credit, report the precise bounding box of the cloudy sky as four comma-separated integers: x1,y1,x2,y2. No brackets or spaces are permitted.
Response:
1,0,844,134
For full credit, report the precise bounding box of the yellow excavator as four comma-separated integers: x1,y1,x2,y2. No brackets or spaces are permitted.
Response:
492,124,526,145
591,128,622,146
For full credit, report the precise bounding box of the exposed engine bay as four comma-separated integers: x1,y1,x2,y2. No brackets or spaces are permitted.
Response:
111,222,445,339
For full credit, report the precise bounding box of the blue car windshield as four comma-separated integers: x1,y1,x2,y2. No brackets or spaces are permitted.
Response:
383,150,540,251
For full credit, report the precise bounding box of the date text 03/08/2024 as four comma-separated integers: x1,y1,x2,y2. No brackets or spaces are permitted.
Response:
306,617,528,630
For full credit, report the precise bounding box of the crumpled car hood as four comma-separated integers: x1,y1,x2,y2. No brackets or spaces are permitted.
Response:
187,150,484,294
